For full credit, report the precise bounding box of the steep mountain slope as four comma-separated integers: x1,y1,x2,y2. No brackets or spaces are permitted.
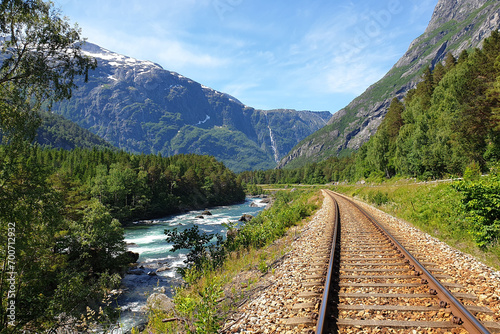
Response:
278,0,500,169
36,112,116,151
52,43,330,172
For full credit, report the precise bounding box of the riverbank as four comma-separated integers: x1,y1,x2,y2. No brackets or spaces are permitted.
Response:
116,197,268,333
139,189,320,333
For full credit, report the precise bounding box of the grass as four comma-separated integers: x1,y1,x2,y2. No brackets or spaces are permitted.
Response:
332,180,500,269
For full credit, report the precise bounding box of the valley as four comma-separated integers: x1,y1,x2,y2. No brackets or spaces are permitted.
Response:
2,0,500,333
47,43,331,172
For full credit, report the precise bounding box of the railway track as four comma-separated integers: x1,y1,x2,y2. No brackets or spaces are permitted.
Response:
284,190,500,333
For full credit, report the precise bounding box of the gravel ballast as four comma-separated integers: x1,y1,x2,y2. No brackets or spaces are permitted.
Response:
221,191,500,333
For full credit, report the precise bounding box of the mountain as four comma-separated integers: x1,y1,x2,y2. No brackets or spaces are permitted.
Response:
51,43,331,172
278,0,500,169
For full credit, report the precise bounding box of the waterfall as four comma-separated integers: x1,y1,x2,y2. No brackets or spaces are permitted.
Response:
265,113,280,163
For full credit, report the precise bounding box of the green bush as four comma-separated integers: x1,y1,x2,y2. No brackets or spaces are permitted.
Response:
165,226,226,276
367,190,390,206
234,191,316,249
453,167,500,248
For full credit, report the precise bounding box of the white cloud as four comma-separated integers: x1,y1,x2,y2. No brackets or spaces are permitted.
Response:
323,63,386,95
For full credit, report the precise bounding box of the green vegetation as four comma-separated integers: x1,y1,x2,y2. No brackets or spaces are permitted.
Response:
0,0,108,332
453,166,500,248
36,112,116,150
364,33,500,180
142,190,319,333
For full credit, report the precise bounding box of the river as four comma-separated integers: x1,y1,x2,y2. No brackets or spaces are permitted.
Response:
113,197,267,333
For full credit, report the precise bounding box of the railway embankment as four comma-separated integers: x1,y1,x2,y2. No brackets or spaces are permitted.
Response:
221,189,500,333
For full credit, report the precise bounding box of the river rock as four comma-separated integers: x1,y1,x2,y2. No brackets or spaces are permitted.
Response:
128,269,143,275
202,210,213,216
239,214,253,222
157,266,170,273
195,215,204,219
146,293,175,312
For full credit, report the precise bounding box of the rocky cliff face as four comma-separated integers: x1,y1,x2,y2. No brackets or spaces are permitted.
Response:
52,43,331,172
278,0,500,169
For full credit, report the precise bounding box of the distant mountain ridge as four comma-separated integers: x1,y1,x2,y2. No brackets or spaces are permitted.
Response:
278,0,500,169
51,43,331,172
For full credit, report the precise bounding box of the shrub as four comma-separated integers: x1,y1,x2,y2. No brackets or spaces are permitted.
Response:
453,167,500,248
368,190,390,206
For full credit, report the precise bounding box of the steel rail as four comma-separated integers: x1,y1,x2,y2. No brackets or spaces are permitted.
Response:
315,191,340,334
331,190,491,334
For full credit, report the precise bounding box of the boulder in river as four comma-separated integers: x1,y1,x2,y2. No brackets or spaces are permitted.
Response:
239,214,253,222
195,215,204,219
156,266,171,273
202,210,213,216
146,293,175,312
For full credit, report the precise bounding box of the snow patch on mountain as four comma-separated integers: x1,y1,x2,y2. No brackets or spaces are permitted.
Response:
82,42,162,71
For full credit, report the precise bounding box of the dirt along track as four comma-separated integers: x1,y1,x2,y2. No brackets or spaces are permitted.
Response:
221,190,500,333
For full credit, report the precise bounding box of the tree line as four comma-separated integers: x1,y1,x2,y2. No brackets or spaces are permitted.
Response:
34,147,245,223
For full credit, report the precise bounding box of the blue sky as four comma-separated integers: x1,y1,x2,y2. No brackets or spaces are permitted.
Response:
55,0,437,113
